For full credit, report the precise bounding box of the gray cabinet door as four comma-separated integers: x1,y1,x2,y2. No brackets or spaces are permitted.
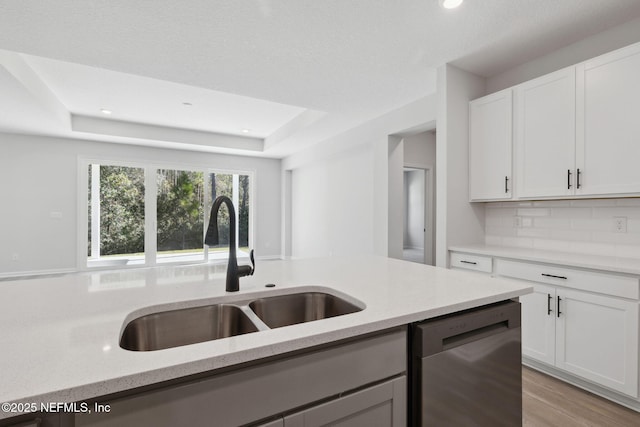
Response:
284,376,406,427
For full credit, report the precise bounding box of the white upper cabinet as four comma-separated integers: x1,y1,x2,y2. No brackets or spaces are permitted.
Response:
515,67,576,198
576,43,640,196
469,89,513,201
470,40,640,201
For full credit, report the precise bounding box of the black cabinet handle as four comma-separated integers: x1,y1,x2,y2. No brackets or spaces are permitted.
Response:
577,168,581,189
542,273,567,280
547,294,552,315
557,296,562,318
505,176,509,193
567,169,572,189
460,260,477,265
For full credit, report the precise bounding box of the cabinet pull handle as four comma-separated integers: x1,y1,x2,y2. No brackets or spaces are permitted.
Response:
547,293,553,315
567,169,572,189
557,296,562,318
505,176,509,193
542,273,567,280
460,260,477,265
577,168,582,189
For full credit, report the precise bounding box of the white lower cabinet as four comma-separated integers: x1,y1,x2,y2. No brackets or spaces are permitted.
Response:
520,283,556,366
499,259,639,398
556,289,638,397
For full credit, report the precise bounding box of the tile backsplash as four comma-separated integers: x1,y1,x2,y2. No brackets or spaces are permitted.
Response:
484,198,640,260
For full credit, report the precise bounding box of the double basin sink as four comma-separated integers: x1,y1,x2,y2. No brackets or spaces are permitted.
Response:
120,290,364,352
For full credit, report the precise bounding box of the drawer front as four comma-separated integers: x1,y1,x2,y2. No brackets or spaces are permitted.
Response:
450,253,492,273
495,259,639,300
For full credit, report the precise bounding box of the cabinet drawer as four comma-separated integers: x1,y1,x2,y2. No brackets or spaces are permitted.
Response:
450,253,492,273
495,259,639,300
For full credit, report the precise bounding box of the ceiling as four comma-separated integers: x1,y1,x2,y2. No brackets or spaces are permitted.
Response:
2,0,640,158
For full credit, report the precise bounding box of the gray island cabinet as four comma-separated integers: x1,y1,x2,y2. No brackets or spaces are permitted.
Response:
75,328,406,427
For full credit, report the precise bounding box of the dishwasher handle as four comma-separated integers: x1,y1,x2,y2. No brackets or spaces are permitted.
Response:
414,301,521,357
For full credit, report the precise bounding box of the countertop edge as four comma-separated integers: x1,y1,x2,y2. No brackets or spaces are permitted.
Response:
449,245,640,276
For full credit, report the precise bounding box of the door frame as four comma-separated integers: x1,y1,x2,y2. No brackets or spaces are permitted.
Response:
403,162,434,265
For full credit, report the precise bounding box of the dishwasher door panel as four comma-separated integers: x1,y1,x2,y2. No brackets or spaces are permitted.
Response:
420,327,521,426
412,301,522,427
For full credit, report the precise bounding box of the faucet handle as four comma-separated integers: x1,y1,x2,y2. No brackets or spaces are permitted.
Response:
238,249,255,277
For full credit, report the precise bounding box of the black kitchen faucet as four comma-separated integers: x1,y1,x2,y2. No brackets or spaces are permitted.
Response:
205,196,255,292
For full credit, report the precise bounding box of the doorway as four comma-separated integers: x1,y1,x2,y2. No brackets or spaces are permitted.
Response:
402,166,434,265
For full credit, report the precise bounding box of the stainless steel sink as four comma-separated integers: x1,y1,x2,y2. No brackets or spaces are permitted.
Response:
249,292,363,328
120,304,258,351
120,290,364,351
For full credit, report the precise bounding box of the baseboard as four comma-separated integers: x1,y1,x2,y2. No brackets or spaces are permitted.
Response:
523,357,640,412
0,268,76,281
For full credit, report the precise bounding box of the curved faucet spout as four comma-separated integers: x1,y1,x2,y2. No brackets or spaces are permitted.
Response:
205,196,254,292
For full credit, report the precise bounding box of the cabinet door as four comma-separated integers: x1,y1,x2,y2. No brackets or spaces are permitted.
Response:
576,42,640,196
520,283,556,366
284,376,406,427
515,67,576,198
555,289,639,397
469,89,513,201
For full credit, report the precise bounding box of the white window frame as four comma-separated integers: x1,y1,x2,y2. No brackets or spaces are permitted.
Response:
77,157,255,271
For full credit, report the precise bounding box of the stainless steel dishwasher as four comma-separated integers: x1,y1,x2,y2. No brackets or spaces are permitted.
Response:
410,300,522,426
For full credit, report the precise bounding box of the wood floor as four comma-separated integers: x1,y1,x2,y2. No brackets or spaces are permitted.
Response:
523,367,640,427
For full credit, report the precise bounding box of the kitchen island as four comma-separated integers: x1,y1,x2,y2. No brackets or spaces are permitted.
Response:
0,256,531,426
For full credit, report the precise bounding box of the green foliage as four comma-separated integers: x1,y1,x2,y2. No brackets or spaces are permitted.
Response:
89,166,250,258
157,170,204,251
238,175,249,247
99,166,145,255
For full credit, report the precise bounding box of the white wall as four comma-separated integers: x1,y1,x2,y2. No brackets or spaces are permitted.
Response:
0,133,282,276
485,199,640,260
436,64,486,267
291,144,374,258
284,95,437,259
404,131,436,167
487,15,640,93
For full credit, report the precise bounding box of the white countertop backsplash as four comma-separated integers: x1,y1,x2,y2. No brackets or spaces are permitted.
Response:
0,255,531,419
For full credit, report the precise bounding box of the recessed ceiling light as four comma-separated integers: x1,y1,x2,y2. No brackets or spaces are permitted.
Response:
439,0,463,9
242,129,250,133
182,102,193,106
100,109,112,115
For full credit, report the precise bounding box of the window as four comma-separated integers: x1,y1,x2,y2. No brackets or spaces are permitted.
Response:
88,164,145,268
83,161,252,269
157,169,205,263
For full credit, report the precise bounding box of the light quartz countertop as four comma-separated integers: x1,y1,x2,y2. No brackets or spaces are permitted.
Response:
0,255,531,420
449,244,640,276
